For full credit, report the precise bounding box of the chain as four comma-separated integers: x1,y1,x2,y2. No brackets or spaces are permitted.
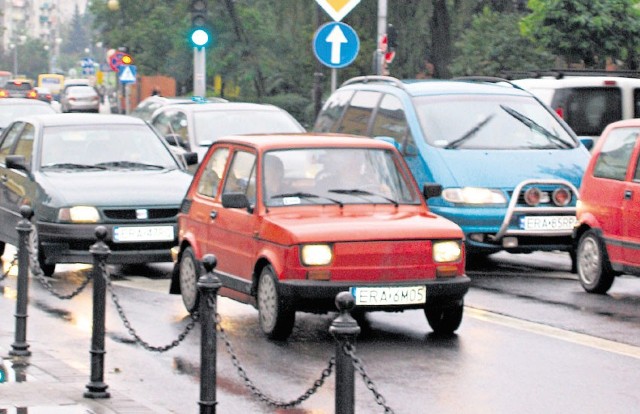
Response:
0,254,18,281
343,342,395,414
102,261,198,352
27,243,93,299
216,312,335,408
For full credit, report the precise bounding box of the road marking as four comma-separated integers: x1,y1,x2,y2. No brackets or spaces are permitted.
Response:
466,306,640,360
111,277,171,294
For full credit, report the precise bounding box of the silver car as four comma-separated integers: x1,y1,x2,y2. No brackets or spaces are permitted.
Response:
60,85,100,113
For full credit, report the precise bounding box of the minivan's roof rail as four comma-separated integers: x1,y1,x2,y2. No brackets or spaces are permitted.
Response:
341,75,407,90
451,76,527,92
501,69,640,80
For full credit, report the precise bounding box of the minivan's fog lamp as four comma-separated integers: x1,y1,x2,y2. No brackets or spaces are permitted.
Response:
301,244,333,266
58,206,100,223
433,241,461,263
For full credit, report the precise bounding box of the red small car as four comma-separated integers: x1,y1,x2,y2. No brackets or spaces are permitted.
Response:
574,119,640,293
171,134,469,339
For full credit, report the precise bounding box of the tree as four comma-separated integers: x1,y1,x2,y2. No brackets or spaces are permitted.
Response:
450,7,554,76
520,0,640,68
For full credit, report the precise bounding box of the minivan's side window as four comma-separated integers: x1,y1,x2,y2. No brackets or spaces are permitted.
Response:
197,147,230,198
593,127,638,180
14,123,35,159
371,94,414,148
314,89,354,133
557,87,622,137
634,89,640,118
152,110,189,147
337,91,381,136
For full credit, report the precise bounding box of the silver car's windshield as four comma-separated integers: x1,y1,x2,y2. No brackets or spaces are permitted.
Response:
39,124,180,170
193,110,303,145
414,94,578,150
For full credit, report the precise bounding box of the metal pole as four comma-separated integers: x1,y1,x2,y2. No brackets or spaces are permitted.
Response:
124,84,130,115
194,47,206,97
12,46,18,76
84,226,110,399
198,254,221,414
329,292,361,414
10,205,33,357
376,0,388,75
331,68,337,93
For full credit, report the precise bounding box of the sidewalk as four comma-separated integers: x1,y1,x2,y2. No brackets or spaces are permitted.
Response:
1,288,161,413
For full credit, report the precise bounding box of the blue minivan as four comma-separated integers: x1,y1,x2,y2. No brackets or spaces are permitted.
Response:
314,76,592,264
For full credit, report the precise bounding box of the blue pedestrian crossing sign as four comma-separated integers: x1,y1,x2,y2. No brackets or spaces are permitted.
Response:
313,22,359,69
119,65,137,84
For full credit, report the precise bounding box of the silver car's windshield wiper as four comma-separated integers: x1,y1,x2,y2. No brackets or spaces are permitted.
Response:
444,114,496,149
328,189,399,207
271,192,344,207
41,163,107,170
500,104,573,149
95,161,166,169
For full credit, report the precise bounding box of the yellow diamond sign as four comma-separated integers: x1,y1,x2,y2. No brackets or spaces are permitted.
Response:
316,0,361,22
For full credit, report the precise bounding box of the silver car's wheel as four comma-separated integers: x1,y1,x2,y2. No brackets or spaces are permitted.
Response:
179,247,200,313
257,266,294,340
577,230,615,294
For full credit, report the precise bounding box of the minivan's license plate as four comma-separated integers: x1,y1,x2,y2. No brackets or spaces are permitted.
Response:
521,216,576,231
350,286,426,306
113,226,174,242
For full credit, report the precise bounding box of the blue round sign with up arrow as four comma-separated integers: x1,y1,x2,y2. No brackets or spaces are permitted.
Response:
313,22,360,69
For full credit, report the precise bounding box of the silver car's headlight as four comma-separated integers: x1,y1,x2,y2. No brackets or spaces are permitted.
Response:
433,241,462,263
301,244,333,266
442,187,507,205
58,206,100,223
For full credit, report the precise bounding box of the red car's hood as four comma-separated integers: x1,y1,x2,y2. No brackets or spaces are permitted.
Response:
260,206,463,245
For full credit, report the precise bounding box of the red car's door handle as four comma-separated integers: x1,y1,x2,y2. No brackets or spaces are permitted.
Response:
210,211,218,219
624,190,632,200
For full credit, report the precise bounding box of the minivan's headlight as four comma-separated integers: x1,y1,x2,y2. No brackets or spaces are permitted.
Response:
433,241,462,263
442,187,507,205
301,244,333,266
58,206,100,223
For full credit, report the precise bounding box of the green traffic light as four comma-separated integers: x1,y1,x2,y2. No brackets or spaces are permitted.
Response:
190,28,209,47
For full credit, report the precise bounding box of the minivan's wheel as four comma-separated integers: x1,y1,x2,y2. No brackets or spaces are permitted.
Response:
257,266,294,340
29,228,55,277
577,230,615,294
179,247,201,313
425,302,464,335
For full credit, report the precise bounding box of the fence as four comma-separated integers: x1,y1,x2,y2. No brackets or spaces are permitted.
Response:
1,205,395,413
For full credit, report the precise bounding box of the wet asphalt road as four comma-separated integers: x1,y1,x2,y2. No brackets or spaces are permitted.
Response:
1,249,639,413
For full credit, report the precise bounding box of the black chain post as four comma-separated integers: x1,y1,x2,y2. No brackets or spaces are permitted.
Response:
198,254,221,414
10,205,33,357
329,292,361,414
84,226,111,399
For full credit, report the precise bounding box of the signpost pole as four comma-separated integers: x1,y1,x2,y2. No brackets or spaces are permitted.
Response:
193,47,206,97
331,68,337,93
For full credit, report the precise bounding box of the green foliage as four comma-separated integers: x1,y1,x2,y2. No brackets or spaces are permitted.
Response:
450,7,555,76
521,0,640,67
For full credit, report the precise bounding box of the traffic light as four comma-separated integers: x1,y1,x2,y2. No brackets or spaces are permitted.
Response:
189,0,210,48
191,0,207,27
121,53,133,65
387,24,398,51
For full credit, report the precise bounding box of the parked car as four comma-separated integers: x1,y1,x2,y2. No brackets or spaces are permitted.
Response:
0,113,197,276
171,133,470,339
149,102,305,162
0,79,37,99
131,95,227,122
60,85,100,113
0,98,56,131
34,86,53,103
573,119,640,293
314,75,592,265
512,72,640,142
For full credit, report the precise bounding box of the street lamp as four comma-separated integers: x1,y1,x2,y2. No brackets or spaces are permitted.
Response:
10,35,27,76
107,0,119,11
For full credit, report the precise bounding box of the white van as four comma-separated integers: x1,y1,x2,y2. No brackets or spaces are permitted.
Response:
513,74,640,141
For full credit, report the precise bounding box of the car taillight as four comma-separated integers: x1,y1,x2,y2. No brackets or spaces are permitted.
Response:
27,90,37,99
555,107,564,118
524,187,541,206
0,90,7,98
552,188,571,206
603,80,617,86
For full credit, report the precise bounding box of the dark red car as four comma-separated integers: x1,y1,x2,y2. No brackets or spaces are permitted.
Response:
171,134,469,339
574,119,640,293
